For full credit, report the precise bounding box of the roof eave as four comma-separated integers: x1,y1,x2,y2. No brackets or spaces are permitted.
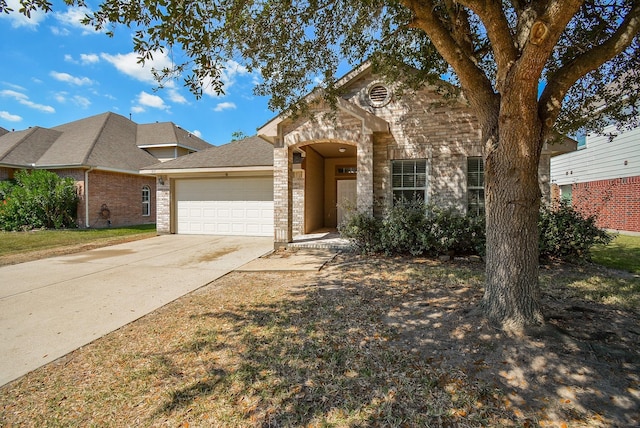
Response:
140,165,274,175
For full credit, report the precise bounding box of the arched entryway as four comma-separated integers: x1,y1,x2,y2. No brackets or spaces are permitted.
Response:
294,140,358,234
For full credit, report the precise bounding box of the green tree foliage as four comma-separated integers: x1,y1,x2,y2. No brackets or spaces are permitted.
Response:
6,0,637,330
0,170,79,231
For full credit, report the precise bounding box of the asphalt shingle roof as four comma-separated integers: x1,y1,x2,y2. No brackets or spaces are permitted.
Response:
0,112,213,172
143,136,274,170
137,122,212,151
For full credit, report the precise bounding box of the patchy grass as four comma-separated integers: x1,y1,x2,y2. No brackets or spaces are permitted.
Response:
1,255,638,427
591,234,640,274
0,224,156,265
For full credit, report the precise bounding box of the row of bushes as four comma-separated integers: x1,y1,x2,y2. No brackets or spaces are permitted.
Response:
0,170,79,231
339,201,612,261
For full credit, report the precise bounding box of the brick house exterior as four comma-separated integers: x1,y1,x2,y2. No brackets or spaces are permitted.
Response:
0,112,212,228
259,64,574,247
551,124,640,233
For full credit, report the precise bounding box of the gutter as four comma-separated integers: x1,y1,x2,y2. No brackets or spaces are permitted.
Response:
140,165,273,175
84,167,94,228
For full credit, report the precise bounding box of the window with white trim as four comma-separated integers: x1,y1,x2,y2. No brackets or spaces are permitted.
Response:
142,185,151,216
392,159,427,205
560,184,572,205
467,157,485,216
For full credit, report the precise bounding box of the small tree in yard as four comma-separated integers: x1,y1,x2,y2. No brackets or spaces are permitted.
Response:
0,170,79,231
6,0,638,331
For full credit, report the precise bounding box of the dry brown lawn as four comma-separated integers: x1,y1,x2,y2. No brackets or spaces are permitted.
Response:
1,252,638,427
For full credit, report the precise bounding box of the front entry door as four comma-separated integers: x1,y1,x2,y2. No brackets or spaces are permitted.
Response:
336,179,357,227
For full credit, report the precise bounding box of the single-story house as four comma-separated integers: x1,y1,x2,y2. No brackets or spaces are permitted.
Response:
144,63,576,246
0,112,212,228
551,123,640,233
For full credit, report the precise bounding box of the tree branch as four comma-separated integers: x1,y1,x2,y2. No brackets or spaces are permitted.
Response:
455,0,518,90
402,0,497,116
539,2,640,134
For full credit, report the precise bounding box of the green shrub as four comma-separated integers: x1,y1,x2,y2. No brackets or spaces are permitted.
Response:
0,170,79,231
380,201,429,255
338,210,383,254
539,200,612,260
340,201,486,257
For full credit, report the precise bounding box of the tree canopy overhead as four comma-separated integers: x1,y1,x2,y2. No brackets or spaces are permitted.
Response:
3,0,639,330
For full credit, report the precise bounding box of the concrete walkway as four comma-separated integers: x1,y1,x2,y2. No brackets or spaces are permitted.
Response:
0,234,272,387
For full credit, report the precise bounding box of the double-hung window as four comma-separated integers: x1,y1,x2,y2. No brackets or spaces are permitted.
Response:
392,159,427,205
467,157,485,216
142,185,151,216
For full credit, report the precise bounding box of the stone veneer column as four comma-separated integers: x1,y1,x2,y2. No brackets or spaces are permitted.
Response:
156,176,171,234
357,134,374,215
273,146,293,247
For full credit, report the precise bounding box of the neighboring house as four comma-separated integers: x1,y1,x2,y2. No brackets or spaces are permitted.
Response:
143,63,575,245
550,124,640,233
0,112,212,228
141,136,274,236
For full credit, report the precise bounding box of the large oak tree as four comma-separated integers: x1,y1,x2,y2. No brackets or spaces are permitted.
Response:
5,0,639,331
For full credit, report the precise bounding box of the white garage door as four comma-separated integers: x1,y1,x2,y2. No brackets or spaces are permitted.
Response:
176,177,273,236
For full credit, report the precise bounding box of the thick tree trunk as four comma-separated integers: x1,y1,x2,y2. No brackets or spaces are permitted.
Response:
482,90,545,332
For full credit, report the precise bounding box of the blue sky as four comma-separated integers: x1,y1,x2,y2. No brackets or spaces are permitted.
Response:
0,0,276,146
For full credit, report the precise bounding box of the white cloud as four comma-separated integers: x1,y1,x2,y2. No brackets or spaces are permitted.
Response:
50,26,70,36
53,6,99,34
201,60,259,98
101,51,173,84
136,91,168,110
54,91,68,103
190,130,202,138
213,102,237,112
168,89,187,104
0,89,55,113
50,71,94,86
72,95,91,108
0,0,47,28
80,53,100,64
0,111,22,122
131,105,145,114
1,82,26,91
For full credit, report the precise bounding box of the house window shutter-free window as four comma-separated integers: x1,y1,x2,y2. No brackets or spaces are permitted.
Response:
142,185,151,216
392,159,428,205
467,157,485,216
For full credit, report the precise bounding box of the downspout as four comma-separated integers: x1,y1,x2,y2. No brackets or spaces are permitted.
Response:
84,167,94,228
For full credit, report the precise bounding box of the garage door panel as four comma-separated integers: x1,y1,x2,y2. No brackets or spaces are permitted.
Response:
176,177,273,236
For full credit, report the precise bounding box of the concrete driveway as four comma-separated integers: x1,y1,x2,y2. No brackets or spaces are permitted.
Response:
0,234,272,387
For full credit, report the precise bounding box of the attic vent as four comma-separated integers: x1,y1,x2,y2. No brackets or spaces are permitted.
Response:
368,83,392,107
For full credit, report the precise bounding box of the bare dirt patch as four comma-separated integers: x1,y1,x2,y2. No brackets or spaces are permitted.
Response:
0,252,638,426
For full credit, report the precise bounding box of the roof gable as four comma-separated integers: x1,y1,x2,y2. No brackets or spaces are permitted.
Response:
137,122,212,151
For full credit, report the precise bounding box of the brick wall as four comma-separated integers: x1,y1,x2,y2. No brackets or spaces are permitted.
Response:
0,167,11,180
570,176,640,232
85,170,156,228
292,169,304,236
